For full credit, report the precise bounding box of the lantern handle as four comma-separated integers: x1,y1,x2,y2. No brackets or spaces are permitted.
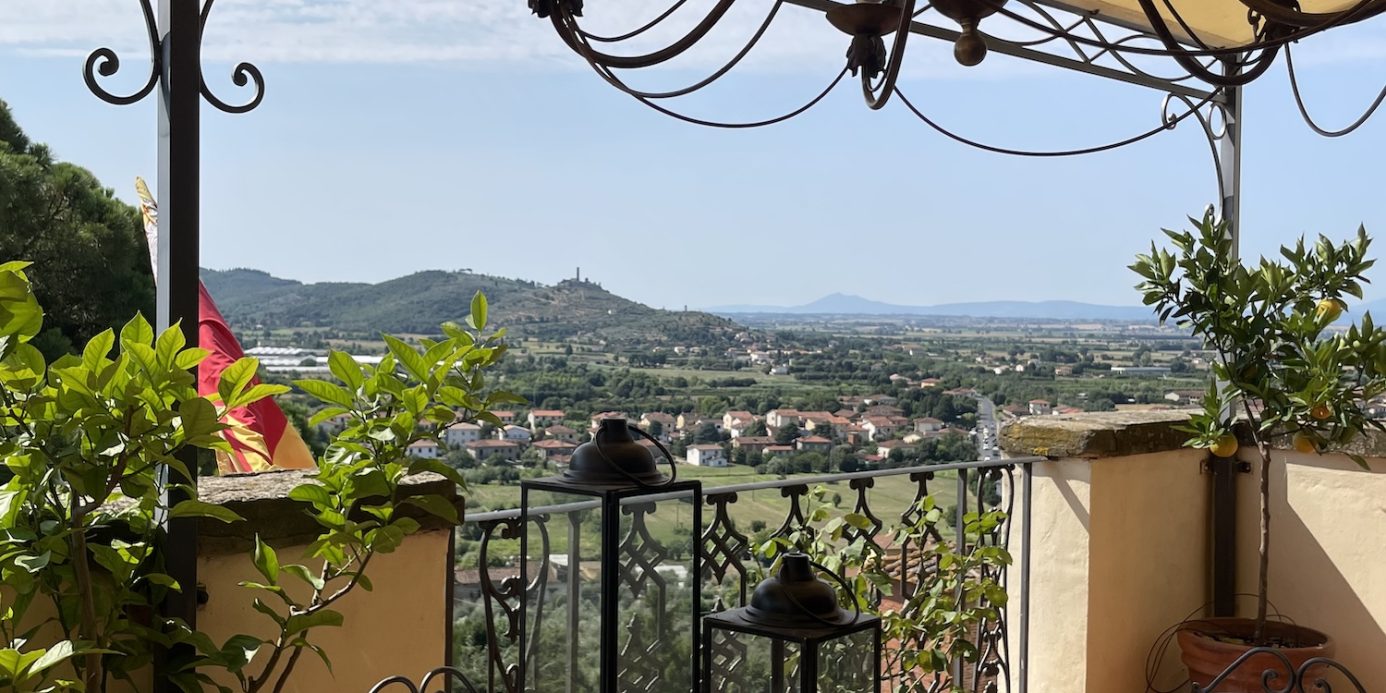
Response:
593,422,679,488
780,557,863,627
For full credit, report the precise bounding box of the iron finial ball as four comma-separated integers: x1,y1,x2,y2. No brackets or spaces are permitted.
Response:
955,25,988,66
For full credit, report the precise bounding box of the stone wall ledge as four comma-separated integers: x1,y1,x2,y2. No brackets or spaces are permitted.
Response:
1001,409,1386,460
1000,411,1193,459
197,469,460,555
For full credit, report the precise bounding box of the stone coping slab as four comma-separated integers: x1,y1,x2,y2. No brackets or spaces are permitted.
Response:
1000,411,1193,459
198,469,460,555
1001,410,1386,460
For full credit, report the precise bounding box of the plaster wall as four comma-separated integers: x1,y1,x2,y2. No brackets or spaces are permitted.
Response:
1233,449,1386,691
197,528,453,692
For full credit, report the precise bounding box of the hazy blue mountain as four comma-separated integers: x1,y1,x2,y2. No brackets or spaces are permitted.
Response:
708,293,1156,321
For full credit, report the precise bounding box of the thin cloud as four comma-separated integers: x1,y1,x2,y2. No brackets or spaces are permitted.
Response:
0,0,1379,76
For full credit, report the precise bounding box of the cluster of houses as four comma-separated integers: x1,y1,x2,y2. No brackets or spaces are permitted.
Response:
385,391,974,470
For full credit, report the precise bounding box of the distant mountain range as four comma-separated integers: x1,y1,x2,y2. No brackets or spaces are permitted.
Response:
707,293,1159,321
201,268,742,346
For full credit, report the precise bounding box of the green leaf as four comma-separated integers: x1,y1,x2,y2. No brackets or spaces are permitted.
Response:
328,351,364,390
0,267,43,343
228,383,289,410
287,484,333,508
407,459,466,487
253,535,280,584
309,406,351,428
179,397,223,443
169,500,244,524
284,608,344,636
120,312,155,349
469,291,488,331
26,641,75,678
217,634,263,671
82,329,115,370
217,357,259,406
155,323,188,369
295,379,355,409
282,564,326,591
251,598,285,626
383,335,430,383
174,347,210,370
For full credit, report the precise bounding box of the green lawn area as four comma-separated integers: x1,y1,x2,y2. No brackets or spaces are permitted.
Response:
458,464,967,566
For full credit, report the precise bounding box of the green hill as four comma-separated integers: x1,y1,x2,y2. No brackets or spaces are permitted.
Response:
201,268,743,347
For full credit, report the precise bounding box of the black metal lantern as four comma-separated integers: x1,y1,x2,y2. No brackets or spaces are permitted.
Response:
519,418,702,692
703,554,882,693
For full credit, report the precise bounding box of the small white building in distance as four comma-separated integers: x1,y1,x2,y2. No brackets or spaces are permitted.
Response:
445,422,482,447
687,444,727,467
499,425,533,446
406,440,443,459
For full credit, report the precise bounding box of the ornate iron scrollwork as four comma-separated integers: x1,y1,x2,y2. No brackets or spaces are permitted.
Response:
1192,647,1369,693
85,0,265,114
83,0,160,106
368,666,480,693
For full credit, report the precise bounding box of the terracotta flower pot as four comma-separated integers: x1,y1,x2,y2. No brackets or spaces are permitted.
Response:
1177,617,1334,692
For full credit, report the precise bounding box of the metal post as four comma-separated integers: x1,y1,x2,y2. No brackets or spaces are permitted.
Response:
155,3,201,687
1018,464,1032,693
567,513,581,693
600,498,620,693
1211,68,1243,619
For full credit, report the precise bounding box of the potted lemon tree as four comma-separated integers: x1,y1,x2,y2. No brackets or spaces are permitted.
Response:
1132,211,1384,691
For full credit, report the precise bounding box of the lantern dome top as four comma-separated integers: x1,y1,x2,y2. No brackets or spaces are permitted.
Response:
565,417,669,486
746,554,856,627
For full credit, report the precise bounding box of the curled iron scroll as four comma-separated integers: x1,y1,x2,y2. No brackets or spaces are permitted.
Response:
1190,647,1368,693
84,0,265,114
84,0,160,105
199,0,266,113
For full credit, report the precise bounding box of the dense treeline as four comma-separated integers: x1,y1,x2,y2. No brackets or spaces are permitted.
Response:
0,100,155,359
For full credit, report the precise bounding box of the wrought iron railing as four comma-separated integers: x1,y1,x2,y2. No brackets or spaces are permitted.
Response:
452,457,1040,693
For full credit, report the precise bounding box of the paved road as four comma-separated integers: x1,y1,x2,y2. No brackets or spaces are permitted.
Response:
973,396,1000,460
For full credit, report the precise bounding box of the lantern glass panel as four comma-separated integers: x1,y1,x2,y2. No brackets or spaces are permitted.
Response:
523,487,604,691
706,629,801,693
816,628,878,693
614,490,698,692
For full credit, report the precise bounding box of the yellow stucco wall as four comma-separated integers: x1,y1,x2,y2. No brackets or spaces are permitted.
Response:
1233,449,1386,691
197,528,453,692
1020,449,1208,692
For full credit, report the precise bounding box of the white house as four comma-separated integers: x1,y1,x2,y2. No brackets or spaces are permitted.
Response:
499,425,533,446
1028,399,1053,416
914,417,945,434
723,411,755,431
765,409,801,429
863,416,900,441
687,444,727,467
406,440,443,460
528,409,566,430
544,424,580,443
466,439,522,462
445,422,482,447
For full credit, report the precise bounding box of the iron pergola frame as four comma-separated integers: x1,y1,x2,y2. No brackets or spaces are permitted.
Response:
70,0,1384,687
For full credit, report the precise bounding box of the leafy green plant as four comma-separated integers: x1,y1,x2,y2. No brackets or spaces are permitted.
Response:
0,261,270,691
1,257,519,691
1132,210,1386,641
753,486,1010,692
225,290,519,692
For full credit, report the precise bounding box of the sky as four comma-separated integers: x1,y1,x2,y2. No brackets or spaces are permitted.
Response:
0,1,1383,310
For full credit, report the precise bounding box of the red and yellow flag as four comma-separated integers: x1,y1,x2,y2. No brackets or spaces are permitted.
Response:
137,177,316,474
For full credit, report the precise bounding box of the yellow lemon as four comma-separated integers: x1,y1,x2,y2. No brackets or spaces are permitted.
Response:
1209,434,1239,458
1292,433,1318,455
1315,298,1345,324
